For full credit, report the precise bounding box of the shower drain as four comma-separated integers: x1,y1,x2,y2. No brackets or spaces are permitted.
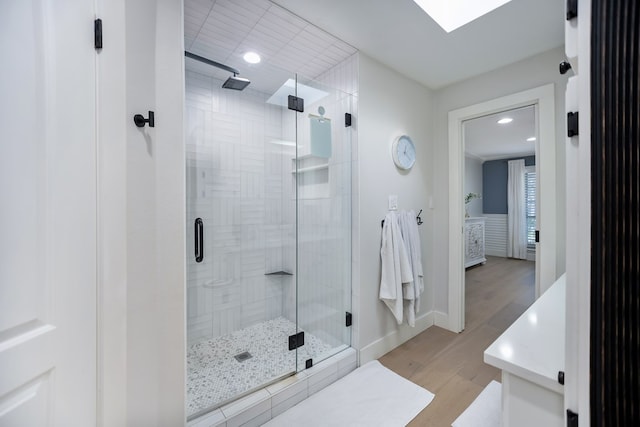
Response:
234,351,252,362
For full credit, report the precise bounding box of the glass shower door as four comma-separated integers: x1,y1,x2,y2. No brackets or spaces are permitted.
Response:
293,75,353,369
185,69,298,419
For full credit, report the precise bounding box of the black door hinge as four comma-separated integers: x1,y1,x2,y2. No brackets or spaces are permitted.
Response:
305,359,313,369
557,371,565,385
345,113,352,127
567,112,579,137
94,19,103,50
288,95,304,112
288,331,305,351
567,409,578,427
566,0,577,20
535,230,540,243
346,312,352,327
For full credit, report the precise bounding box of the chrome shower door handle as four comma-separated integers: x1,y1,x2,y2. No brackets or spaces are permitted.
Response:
195,218,203,263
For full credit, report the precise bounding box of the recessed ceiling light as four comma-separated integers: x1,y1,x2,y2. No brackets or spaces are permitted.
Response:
497,117,513,125
526,137,536,142
243,52,261,64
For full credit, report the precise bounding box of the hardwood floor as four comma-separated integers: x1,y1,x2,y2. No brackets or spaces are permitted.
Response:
378,256,535,426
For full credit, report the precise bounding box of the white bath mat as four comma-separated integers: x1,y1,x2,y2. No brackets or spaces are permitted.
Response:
452,380,501,427
264,360,434,427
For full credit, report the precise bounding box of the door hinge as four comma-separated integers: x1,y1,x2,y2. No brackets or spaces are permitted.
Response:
288,95,304,112
345,113,352,127
346,312,352,327
557,371,565,385
535,230,540,243
305,359,313,369
567,409,578,427
566,0,577,20
94,19,103,50
567,112,579,137
288,331,305,351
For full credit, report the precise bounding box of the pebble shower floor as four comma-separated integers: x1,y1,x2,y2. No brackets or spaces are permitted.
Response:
187,317,334,417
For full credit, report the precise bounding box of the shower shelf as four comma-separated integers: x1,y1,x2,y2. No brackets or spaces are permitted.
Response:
291,163,329,173
265,271,293,276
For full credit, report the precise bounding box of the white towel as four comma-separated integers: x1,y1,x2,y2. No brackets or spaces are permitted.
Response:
380,211,413,324
399,210,424,327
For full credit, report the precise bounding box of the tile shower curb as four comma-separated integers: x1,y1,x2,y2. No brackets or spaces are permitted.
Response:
188,348,357,427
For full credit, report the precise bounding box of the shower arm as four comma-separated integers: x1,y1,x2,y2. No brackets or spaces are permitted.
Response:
185,51,241,76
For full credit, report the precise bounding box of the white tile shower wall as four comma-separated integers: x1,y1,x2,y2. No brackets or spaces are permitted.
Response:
186,52,358,349
186,70,293,345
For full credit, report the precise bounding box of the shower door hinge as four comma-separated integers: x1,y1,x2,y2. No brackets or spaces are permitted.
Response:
345,113,352,127
288,95,304,113
535,230,540,243
566,0,577,21
94,19,103,50
288,331,305,351
567,111,579,137
345,312,352,327
567,409,578,427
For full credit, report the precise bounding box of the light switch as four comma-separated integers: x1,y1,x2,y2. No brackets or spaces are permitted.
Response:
388,195,398,211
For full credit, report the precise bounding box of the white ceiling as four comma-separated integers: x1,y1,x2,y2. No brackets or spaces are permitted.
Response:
184,0,356,94
272,0,564,89
464,105,536,161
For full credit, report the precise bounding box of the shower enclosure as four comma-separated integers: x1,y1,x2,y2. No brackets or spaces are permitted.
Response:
185,55,354,418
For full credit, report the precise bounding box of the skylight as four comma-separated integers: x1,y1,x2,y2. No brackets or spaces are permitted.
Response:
266,79,328,107
412,0,513,33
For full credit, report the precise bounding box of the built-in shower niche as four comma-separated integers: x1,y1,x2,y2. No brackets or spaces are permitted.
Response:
292,155,330,199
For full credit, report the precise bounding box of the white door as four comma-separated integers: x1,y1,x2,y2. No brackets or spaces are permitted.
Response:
0,1,97,426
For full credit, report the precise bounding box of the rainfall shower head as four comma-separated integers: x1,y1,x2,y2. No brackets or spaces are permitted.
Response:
185,51,251,91
222,75,251,91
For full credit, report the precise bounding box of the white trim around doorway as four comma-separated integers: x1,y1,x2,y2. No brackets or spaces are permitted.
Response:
447,84,556,333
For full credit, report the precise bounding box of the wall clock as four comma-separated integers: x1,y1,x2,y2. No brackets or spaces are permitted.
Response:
392,135,416,170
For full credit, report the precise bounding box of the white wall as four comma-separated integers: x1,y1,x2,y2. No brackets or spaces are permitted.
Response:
356,54,435,362
432,47,567,313
125,0,186,423
99,0,185,425
464,156,483,218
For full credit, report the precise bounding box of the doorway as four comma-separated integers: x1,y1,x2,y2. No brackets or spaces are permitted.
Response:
447,85,557,332
463,105,537,323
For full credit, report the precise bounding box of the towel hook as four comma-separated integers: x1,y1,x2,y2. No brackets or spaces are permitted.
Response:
381,210,424,228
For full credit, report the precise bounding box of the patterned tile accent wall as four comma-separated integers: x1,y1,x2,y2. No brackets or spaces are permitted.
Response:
186,70,293,345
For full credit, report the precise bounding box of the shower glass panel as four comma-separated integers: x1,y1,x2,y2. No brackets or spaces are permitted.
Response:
185,68,299,419
185,67,353,421
294,75,352,367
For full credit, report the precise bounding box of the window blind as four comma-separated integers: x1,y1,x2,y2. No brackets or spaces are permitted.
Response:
525,170,536,247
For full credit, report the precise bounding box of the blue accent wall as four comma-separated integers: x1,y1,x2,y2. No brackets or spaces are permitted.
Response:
482,156,535,214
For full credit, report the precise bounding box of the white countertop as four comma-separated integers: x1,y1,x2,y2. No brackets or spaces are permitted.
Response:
484,274,566,394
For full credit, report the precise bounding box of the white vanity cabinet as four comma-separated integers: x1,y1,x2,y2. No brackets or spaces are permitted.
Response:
484,275,566,427
465,217,486,268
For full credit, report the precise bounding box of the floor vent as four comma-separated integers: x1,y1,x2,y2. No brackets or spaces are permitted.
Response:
234,351,252,362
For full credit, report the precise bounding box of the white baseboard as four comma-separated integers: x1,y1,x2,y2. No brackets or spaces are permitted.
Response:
485,249,507,257
359,311,435,364
433,311,449,329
